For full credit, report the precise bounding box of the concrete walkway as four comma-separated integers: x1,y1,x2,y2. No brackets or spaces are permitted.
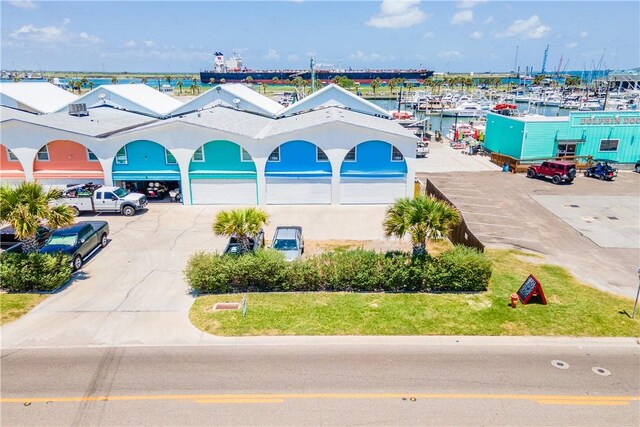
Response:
415,141,501,173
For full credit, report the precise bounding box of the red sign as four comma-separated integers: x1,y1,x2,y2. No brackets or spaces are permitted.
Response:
517,274,547,305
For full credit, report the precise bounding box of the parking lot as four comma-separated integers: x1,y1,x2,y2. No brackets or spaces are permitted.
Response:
421,170,640,299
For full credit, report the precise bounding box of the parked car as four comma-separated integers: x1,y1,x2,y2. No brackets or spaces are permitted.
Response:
40,221,110,270
526,161,577,184
270,226,304,261
584,161,617,181
0,225,52,253
223,230,265,255
54,183,147,217
635,160,640,173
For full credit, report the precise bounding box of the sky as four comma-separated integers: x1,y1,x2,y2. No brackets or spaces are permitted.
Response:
1,0,639,73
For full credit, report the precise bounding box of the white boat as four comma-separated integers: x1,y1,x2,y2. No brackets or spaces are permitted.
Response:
579,99,602,111
441,102,486,117
543,94,563,107
560,100,580,109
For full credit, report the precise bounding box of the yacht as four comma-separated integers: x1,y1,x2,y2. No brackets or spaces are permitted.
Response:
441,101,486,117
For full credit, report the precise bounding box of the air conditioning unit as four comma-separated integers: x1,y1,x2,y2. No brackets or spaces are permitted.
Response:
68,103,89,116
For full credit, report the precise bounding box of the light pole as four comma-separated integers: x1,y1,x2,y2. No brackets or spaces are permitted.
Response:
633,267,640,319
453,112,459,142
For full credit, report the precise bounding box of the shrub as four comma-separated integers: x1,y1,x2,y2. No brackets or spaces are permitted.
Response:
0,252,72,293
426,246,492,292
185,251,234,294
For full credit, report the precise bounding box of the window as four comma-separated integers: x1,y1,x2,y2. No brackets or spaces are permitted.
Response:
103,191,115,200
87,148,98,162
599,139,619,152
192,147,204,162
37,145,50,161
115,147,128,165
96,192,103,200
391,146,404,161
344,147,356,162
268,147,280,162
317,147,328,162
6,148,18,162
241,148,253,162
165,148,177,164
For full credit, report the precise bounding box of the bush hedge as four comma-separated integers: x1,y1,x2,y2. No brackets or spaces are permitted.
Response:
0,252,72,293
186,246,492,294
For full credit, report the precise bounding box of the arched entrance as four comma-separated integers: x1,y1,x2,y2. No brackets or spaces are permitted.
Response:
265,140,332,204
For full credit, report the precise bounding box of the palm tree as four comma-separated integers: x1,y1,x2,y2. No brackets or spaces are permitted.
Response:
165,75,172,85
111,76,118,84
213,207,269,254
191,77,200,94
208,77,216,85
272,76,280,85
371,77,381,96
388,78,397,95
141,77,148,85
176,81,184,94
0,182,75,253
261,82,268,94
88,81,95,91
383,196,461,256
220,78,226,84
245,76,254,85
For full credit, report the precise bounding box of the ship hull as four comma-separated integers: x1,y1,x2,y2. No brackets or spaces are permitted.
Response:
200,70,433,84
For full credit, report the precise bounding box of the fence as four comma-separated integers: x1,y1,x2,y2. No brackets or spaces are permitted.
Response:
489,153,593,173
425,179,485,252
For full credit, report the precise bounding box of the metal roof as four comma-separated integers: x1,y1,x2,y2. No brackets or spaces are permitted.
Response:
171,84,283,117
1,105,158,137
165,106,274,138
0,82,78,114
60,84,183,117
276,84,391,119
260,106,415,139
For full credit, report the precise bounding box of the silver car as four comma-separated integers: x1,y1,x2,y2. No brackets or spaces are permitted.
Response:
270,226,304,261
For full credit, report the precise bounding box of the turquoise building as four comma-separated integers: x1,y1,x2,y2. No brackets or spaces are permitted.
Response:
484,111,640,164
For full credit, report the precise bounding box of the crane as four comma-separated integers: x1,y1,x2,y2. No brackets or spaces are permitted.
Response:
555,54,563,76
541,44,549,75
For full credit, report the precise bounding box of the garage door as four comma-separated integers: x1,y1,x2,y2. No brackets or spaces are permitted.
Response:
191,179,257,205
340,178,406,204
266,177,331,205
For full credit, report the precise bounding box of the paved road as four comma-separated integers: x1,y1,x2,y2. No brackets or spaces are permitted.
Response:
0,204,400,348
1,338,638,426
421,171,640,299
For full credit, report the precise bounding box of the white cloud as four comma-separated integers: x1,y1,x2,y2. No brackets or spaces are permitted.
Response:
496,15,551,39
124,40,136,48
263,49,280,60
422,32,434,39
469,30,483,40
8,0,36,9
8,24,102,47
566,41,578,48
142,40,156,47
366,0,428,29
457,0,488,9
287,54,299,61
483,16,494,24
580,31,588,38
451,10,473,24
349,51,388,62
63,18,71,25
438,50,464,60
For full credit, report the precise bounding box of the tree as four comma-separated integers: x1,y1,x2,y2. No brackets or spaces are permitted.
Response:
388,78,397,95
533,74,546,86
192,77,200,94
80,77,89,88
111,76,118,84
141,77,148,85
371,77,381,95
0,182,75,253
383,196,461,256
220,78,226,84
245,76,254,85
212,207,269,254
88,81,95,91
209,77,216,85
165,75,172,85
176,81,184,94
291,76,304,89
261,82,268,94
272,76,280,85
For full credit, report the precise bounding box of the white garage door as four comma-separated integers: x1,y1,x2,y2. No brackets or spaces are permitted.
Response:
340,178,406,204
190,179,256,205
266,177,331,205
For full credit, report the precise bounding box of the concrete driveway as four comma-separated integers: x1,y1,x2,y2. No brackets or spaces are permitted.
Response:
0,205,398,348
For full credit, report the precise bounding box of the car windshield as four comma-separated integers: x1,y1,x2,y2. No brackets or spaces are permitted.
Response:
113,188,129,198
273,239,298,251
47,235,77,246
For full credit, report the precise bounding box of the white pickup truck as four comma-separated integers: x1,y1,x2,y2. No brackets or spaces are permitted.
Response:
55,184,148,217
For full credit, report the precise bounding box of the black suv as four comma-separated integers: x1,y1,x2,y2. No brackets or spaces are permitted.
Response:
223,230,265,255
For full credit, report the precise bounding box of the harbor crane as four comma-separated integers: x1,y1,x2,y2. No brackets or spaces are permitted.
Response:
541,44,549,75
555,54,563,76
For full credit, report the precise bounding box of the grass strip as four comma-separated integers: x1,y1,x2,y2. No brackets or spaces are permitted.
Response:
0,294,47,326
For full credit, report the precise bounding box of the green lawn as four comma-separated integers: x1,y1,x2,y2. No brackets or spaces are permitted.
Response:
190,249,640,337
0,294,47,326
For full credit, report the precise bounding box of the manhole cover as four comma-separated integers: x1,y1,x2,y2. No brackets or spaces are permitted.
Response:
592,367,611,376
607,216,619,220
551,360,569,370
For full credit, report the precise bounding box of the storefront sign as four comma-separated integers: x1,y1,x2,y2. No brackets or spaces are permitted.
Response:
580,116,640,125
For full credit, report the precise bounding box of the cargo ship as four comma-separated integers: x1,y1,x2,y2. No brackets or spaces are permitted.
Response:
200,51,433,84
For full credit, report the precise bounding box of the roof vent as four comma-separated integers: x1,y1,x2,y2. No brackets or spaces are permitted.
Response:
68,103,89,117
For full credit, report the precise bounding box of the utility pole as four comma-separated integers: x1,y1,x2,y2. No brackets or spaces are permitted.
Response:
310,57,316,93
513,45,519,75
